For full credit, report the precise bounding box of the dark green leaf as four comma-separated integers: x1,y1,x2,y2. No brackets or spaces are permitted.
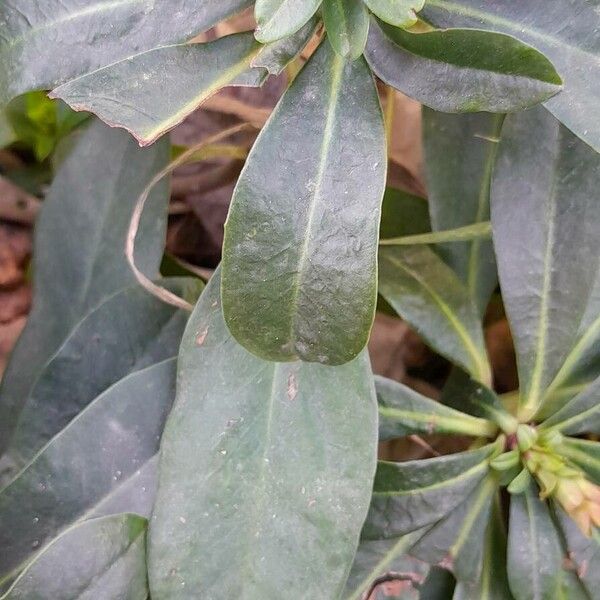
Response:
0,120,169,456
0,1,252,106
365,19,562,113
364,0,424,28
557,438,600,483
255,0,321,43
0,515,147,600
491,107,600,421
376,375,497,440
378,245,491,384
423,110,501,314
363,442,499,540
421,0,600,151
379,188,430,240
222,40,386,365
251,16,319,75
322,0,370,59
0,359,176,584
51,33,267,146
148,270,378,599
2,279,199,475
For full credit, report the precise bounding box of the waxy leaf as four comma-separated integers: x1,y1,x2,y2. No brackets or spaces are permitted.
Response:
252,16,320,75
0,359,176,584
378,246,491,384
491,107,600,420
423,110,501,314
0,121,169,456
322,0,370,59
0,0,252,106
255,0,322,43
364,0,424,28
376,375,496,440
3,279,199,474
148,271,378,599
363,442,499,540
559,438,600,483
421,0,600,151
52,33,268,145
365,19,562,113
0,515,147,600
222,40,386,365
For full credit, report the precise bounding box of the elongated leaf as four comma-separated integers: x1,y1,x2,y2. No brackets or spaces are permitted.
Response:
0,120,169,456
365,19,562,113
507,482,569,600
2,279,199,475
322,0,369,59
0,515,147,599
0,1,252,107
255,0,322,43
379,188,430,240
363,442,499,540
423,110,501,314
344,528,431,600
0,359,176,583
376,375,496,440
559,438,600,483
491,106,600,420
51,33,267,145
378,245,491,384
148,270,378,599
411,475,497,582
379,222,492,247
252,16,319,75
364,0,424,28
222,39,386,365
421,0,600,151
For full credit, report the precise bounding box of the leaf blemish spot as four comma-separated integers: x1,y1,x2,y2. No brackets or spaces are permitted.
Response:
196,328,209,346
287,373,298,401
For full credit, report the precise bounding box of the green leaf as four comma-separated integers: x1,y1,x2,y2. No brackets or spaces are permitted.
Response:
507,482,569,600
376,375,497,440
0,0,252,107
222,40,386,365
364,0,424,28
251,16,320,75
363,442,499,540
490,107,600,421
51,33,267,146
255,0,322,43
379,222,492,247
148,270,378,599
0,515,147,600
2,279,199,476
0,120,170,457
365,19,562,113
559,438,600,483
322,0,370,59
423,110,502,314
410,475,498,581
421,0,600,152
453,496,513,599
378,245,491,384
344,528,432,600
0,359,176,584
379,188,430,240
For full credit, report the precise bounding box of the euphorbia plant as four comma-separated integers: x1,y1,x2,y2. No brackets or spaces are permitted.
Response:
0,1,599,599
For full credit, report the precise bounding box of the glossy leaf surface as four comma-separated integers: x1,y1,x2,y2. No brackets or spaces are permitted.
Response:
0,0,252,106
491,107,600,420
0,121,169,456
423,109,501,314
52,33,267,145
0,359,176,582
364,0,424,28
148,271,378,599
1,515,147,600
422,0,600,151
222,40,386,365
255,0,322,43
322,0,369,59
378,245,491,384
365,19,562,113
376,375,496,440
